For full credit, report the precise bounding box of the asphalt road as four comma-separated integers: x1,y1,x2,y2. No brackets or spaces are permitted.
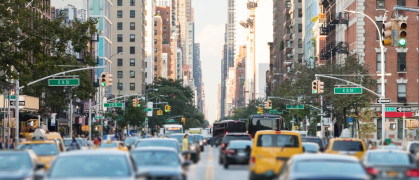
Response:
187,145,249,180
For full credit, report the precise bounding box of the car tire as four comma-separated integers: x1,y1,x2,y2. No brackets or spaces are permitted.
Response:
219,156,223,164
224,162,229,169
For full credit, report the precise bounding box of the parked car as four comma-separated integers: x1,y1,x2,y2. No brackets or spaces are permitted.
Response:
302,142,320,153
219,133,251,164
222,140,252,169
0,150,45,180
362,149,419,179
135,138,180,154
279,154,369,180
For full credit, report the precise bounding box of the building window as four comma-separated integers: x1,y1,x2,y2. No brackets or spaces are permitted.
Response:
117,34,123,42
376,21,382,40
377,83,382,94
130,83,135,90
154,48,157,53
154,30,157,35
376,0,385,9
298,8,302,18
130,0,135,6
117,46,123,53
154,56,158,62
154,21,157,26
117,71,123,78
130,22,135,30
117,0,122,6
130,46,135,54
154,39,157,44
117,22,123,30
397,83,406,103
117,10,123,18
130,34,135,42
118,83,123,90
130,10,135,18
376,53,385,72
298,24,302,33
397,53,406,72
130,71,135,78
286,1,290,8
298,54,303,63
298,39,303,48
154,65,157,71
130,58,135,66
145,72,147,78
397,0,405,6
286,27,290,34
117,59,123,66
286,14,290,21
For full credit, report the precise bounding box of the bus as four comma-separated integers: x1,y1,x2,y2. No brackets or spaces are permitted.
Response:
212,120,246,146
248,114,286,138
163,124,183,137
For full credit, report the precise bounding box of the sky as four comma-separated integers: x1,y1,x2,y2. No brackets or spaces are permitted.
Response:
193,0,226,123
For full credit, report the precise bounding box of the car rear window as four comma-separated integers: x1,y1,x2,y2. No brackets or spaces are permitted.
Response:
228,141,253,149
295,161,366,175
257,134,299,147
302,138,323,148
332,141,364,151
367,152,412,165
223,135,251,143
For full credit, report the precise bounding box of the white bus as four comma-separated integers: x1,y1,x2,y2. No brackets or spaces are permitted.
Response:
163,124,183,137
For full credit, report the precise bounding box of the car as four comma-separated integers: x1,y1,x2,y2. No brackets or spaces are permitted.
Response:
302,142,319,153
362,149,419,179
168,133,201,163
249,130,303,180
124,137,140,150
130,147,190,180
63,138,89,151
222,140,252,169
17,140,62,170
404,141,419,154
96,141,129,151
191,134,205,152
219,133,251,164
279,154,369,180
381,145,402,151
135,138,180,154
0,150,45,180
301,136,325,151
27,129,66,152
325,138,366,159
44,150,138,180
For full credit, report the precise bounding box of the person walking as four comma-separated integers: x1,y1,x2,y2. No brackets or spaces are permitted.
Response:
9,139,14,149
68,137,80,151
182,134,190,160
93,136,100,146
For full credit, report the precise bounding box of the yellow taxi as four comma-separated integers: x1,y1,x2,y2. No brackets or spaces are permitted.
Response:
96,141,128,151
249,131,303,180
325,138,366,159
26,131,66,152
17,140,61,169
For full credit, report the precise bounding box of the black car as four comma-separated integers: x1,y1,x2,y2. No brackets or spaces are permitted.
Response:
301,136,325,151
130,147,190,180
169,133,201,163
219,133,251,164
0,150,45,180
222,140,252,169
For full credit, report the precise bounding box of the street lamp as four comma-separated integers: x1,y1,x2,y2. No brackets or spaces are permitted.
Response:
344,10,387,145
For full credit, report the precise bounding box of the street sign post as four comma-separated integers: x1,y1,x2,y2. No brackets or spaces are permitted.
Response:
348,117,354,125
10,101,25,106
385,107,396,112
334,87,362,94
95,116,102,119
286,105,304,109
48,79,80,86
104,103,123,107
5,95,15,99
376,98,391,104
397,107,411,112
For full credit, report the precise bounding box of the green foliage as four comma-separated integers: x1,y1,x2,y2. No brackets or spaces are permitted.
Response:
353,104,378,140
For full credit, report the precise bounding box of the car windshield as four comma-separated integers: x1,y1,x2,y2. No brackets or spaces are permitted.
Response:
0,153,32,171
303,143,318,152
332,141,363,151
136,140,179,153
302,138,323,148
228,141,252,149
76,139,84,146
131,151,180,167
223,135,251,143
99,143,118,148
257,134,299,147
294,160,365,176
63,139,72,147
49,155,131,178
367,152,412,166
125,138,138,145
18,143,59,156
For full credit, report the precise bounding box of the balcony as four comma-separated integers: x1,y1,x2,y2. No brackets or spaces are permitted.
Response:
336,42,348,54
319,25,329,35
285,47,292,54
290,19,295,28
283,34,291,41
283,19,291,27
330,12,349,25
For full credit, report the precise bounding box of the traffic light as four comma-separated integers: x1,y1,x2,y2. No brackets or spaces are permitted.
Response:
107,73,113,87
312,80,318,94
382,21,393,46
165,105,169,112
157,110,163,116
268,100,272,110
133,98,138,107
167,105,171,112
10,90,15,95
257,107,263,114
264,101,269,109
181,117,185,125
100,72,107,87
318,80,324,94
137,98,141,107
398,20,407,47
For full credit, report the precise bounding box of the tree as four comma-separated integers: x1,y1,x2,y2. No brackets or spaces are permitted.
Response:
353,104,378,141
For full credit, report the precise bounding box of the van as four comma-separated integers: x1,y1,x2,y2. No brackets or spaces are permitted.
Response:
325,138,366,159
249,131,303,180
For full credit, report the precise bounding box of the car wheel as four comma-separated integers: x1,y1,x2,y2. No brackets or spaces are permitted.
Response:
219,156,223,164
224,162,229,169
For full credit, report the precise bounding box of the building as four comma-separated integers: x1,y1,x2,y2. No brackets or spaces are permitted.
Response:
284,0,304,69
303,0,319,67
111,0,146,96
220,25,228,119
244,1,256,103
193,43,203,111
234,46,246,108
145,0,154,84
153,16,163,79
156,6,172,79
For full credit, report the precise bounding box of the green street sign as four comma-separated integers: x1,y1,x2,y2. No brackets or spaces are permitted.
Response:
145,108,152,112
116,118,122,121
166,119,175,123
334,87,362,94
48,79,80,86
104,103,123,107
5,95,15,99
95,116,102,119
286,105,304,109
385,107,396,112
269,110,283,114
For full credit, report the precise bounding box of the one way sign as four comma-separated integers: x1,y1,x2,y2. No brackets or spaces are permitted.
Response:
397,107,411,112
376,98,390,104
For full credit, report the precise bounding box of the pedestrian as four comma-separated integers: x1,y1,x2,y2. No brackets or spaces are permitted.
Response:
182,134,190,160
0,137,4,149
68,136,80,151
94,137,100,146
9,139,14,149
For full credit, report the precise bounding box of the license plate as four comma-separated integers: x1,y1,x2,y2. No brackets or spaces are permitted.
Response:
238,152,246,156
386,171,398,177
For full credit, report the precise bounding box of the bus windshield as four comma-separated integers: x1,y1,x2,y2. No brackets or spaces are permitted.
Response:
248,117,281,138
165,127,183,136
226,121,246,133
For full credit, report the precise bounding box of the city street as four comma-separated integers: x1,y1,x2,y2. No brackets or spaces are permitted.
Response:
188,146,249,180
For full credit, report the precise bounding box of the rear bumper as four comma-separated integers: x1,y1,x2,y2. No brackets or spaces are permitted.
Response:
249,171,277,180
225,155,249,164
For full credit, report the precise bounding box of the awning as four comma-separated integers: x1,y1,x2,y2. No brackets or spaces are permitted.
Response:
378,112,413,118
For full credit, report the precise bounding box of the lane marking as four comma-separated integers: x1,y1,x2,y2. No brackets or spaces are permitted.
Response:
205,146,214,180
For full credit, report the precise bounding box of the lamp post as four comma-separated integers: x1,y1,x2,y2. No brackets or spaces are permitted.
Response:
344,10,387,144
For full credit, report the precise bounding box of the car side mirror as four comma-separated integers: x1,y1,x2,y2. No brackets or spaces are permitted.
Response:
36,163,45,170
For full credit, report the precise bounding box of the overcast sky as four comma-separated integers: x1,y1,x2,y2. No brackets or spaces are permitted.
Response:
194,0,226,123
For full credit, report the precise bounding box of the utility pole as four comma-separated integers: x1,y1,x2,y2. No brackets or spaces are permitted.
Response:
15,79,19,146
69,94,73,137
88,99,92,141
320,95,324,138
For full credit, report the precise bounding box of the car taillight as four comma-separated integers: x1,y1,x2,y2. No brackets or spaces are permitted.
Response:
222,143,225,148
406,169,419,177
225,132,229,135
275,131,281,134
249,134,253,139
366,167,379,176
226,149,235,155
251,157,255,164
